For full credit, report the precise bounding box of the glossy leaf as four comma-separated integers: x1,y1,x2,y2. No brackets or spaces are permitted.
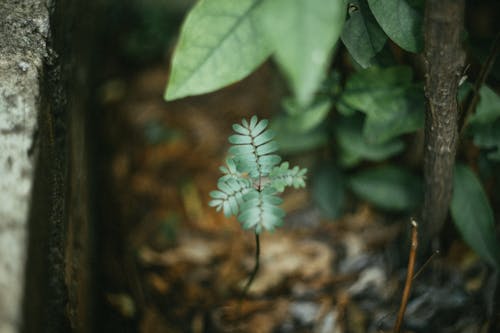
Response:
349,166,422,211
451,164,500,268
165,0,271,100
367,0,423,52
341,0,387,68
260,0,346,106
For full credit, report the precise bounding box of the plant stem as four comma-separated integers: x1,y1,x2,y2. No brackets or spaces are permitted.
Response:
422,0,466,242
241,232,260,300
393,220,419,333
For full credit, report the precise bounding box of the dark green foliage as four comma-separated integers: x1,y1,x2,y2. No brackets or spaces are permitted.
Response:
341,0,387,68
167,0,500,266
209,116,307,234
312,163,345,219
468,86,500,160
348,166,422,211
451,165,500,268
367,0,424,52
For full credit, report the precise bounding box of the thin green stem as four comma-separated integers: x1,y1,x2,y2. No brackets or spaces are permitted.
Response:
241,232,260,299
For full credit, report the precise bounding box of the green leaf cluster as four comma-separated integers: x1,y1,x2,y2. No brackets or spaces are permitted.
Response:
165,0,425,103
209,116,307,234
165,0,345,107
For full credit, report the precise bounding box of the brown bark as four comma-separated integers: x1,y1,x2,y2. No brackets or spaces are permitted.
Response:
422,0,466,240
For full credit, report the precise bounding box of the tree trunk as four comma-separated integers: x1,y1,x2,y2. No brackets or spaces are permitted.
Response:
422,0,466,243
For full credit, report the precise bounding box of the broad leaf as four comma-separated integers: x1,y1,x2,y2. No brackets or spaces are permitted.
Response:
312,163,345,219
367,0,423,52
341,0,387,68
336,115,405,167
260,0,346,106
341,66,412,118
451,164,500,268
340,66,423,143
282,98,332,133
362,85,424,143
349,165,422,211
165,0,271,100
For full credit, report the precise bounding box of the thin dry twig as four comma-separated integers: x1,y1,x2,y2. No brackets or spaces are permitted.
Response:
393,219,419,333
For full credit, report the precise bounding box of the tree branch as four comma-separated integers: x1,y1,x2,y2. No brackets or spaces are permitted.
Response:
422,0,466,242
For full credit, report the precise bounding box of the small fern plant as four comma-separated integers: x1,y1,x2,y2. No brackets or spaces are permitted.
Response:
209,115,307,233
209,116,307,297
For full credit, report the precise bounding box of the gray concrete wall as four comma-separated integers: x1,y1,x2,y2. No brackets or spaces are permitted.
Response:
1,1,97,332
0,2,51,332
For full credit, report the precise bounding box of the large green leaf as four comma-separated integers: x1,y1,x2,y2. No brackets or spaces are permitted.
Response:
362,85,424,143
340,66,424,143
451,164,500,268
341,66,412,118
367,0,423,52
336,115,405,167
260,0,346,106
341,0,387,68
165,0,271,100
312,163,345,219
348,165,422,211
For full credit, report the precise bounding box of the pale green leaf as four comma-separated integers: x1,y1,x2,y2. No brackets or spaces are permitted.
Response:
165,0,272,100
451,164,500,268
367,0,423,52
282,98,332,133
260,0,346,106
341,0,387,68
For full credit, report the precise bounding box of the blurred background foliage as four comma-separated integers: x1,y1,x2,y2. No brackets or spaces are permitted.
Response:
97,0,500,264
93,0,500,331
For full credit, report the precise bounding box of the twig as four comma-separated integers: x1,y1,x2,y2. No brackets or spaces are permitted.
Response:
393,219,419,333
412,250,439,281
241,232,260,300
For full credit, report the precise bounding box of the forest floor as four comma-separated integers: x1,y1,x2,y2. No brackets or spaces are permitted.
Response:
96,62,497,333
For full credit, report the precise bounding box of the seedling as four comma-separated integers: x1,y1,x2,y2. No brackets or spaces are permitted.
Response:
209,116,307,296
